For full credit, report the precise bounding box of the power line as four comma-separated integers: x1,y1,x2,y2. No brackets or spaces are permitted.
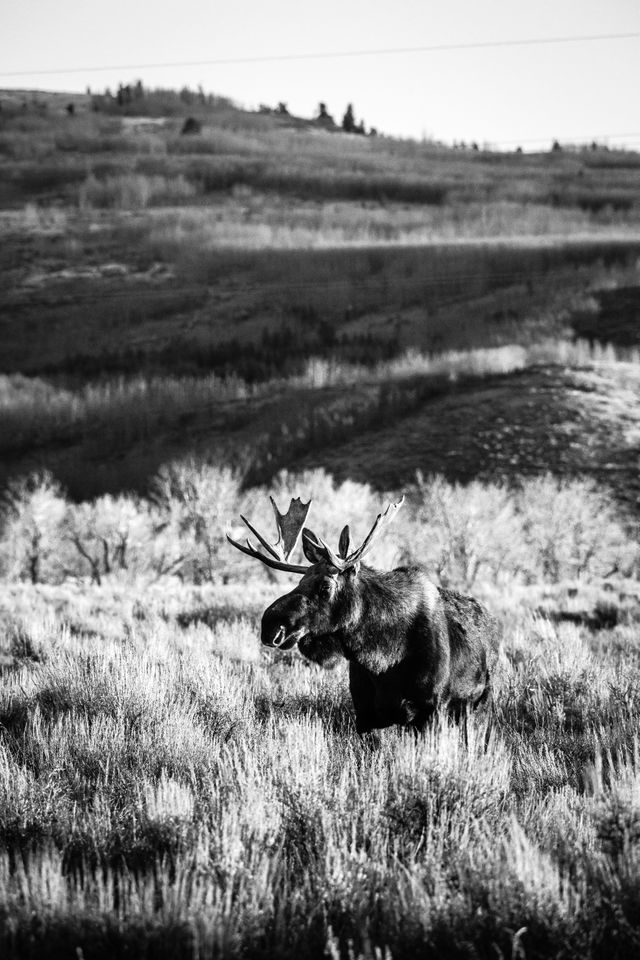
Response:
1,31,638,78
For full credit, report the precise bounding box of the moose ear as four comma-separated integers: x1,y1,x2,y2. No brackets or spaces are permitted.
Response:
338,524,350,559
302,528,326,565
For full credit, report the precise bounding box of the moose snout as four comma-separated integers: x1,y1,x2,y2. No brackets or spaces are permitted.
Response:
261,597,306,650
261,616,299,650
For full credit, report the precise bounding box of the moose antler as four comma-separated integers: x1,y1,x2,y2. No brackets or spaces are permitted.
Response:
229,495,404,574
345,497,404,566
269,496,309,559
227,497,311,573
303,497,404,571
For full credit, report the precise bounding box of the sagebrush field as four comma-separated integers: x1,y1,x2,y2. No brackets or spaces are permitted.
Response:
2,468,640,958
2,84,640,959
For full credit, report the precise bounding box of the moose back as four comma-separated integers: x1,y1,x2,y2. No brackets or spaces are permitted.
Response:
228,496,500,733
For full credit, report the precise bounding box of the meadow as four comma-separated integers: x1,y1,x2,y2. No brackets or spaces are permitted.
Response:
3,84,640,958
2,468,640,958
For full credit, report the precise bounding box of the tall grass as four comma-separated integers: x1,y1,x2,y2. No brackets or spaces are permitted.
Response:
79,172,196,210
1,572,640,957
0,371,251,454
148,199,636,250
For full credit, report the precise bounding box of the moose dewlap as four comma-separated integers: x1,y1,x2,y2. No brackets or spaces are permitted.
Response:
227,496,500,733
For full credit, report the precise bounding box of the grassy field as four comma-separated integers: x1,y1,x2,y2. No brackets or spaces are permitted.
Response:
1,469,640,959
2,555,640,957
3,84,640,958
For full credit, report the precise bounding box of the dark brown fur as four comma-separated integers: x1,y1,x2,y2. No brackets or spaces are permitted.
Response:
261,562,500,733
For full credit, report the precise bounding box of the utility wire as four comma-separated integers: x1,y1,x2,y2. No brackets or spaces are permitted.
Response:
1,31,638,78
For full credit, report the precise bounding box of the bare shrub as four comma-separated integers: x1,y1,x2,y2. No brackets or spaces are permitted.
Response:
0,472,68,583
0,467,635,592
517,475,636,582
21,202,69,234
65,495,184,584
410,473,526,590
152,460,242,583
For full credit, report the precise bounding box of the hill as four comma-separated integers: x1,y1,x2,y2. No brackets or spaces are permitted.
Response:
299,360,640,511
1,83,640,500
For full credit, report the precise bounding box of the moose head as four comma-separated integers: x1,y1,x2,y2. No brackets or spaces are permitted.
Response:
227,496,403,662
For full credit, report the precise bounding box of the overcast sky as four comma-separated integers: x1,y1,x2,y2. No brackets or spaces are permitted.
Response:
2,0,639,148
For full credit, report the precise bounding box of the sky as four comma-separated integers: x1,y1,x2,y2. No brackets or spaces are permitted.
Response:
1,0,639,148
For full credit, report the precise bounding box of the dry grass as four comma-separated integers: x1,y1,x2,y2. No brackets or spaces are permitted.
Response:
147,197,640,251
79,173,196,210
1,568,640,958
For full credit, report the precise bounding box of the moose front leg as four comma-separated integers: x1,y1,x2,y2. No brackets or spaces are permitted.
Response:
348,662,386,736
350,662,439,736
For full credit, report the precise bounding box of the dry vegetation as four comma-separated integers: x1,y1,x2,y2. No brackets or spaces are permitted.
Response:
2,468,640,959
2,86,640,499
2,466,636,589
3,85,640,959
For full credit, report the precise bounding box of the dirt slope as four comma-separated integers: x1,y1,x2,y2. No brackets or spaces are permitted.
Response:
5,361,640,509
299,363,640,510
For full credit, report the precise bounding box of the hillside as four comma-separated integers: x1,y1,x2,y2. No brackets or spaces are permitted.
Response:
300,361,640,510
1,84,640,500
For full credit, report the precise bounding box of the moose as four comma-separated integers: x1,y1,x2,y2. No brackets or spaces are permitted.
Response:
227,497,500,733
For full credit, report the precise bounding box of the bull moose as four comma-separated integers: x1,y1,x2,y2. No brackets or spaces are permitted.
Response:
227,496,500,733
